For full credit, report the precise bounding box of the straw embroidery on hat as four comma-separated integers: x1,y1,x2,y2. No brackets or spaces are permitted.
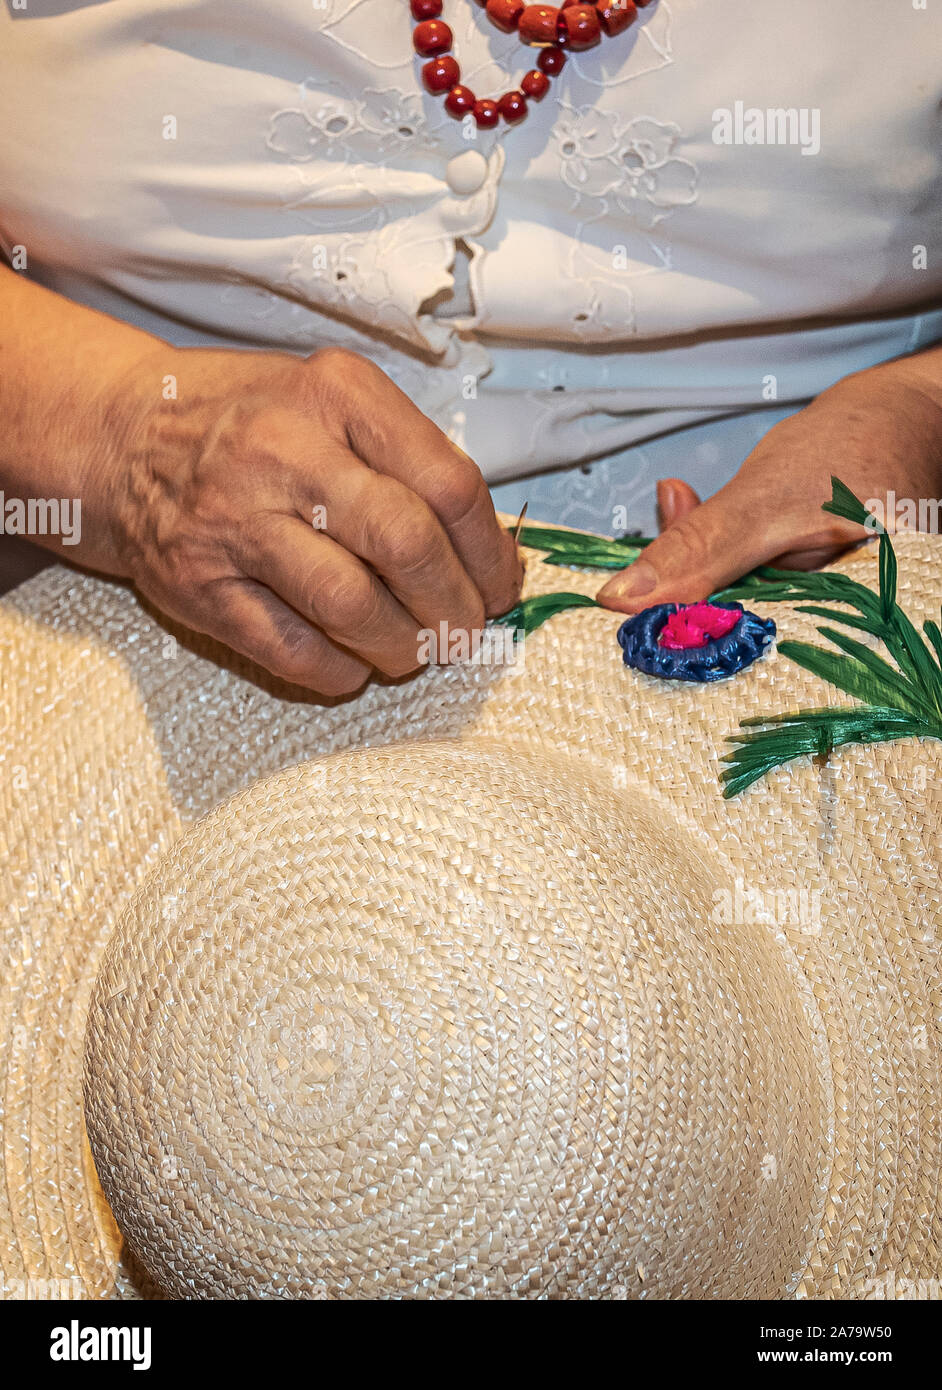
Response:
0,520,940,1299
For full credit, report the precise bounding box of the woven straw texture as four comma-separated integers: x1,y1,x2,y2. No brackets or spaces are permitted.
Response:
84,745,829,1299
1,529,941,1299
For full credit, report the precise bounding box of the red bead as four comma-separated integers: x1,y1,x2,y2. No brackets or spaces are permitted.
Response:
558,3,600,47
521,68,550,99
422,55,460,92
485,0,524,29
471,99,499,128
410,0,442,16
444,84,476,117
413,19,452,56
518,4,560,43
498,90,528,123
598,0,636,33
537,44,566,74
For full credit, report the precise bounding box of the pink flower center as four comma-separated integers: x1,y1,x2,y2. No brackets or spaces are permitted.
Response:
658,603,741,650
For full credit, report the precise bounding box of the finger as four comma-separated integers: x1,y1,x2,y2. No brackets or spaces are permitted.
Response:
151,572,371,695
656,478,701,531
280,436,488,639
421,460,523,619
239,515,428,678
304,349,523,616
597,471,867,612
596,480,779,613
768,543,856,571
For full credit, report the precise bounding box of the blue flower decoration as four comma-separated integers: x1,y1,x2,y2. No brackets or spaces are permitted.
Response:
617,602,776,683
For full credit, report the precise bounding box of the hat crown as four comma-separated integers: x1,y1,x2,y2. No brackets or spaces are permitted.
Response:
83,741,828,1298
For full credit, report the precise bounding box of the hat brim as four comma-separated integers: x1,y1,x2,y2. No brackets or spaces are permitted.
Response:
1,530,940,1298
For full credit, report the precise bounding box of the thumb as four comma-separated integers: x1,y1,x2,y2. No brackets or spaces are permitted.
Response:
656,477,701,530
597,478,768,613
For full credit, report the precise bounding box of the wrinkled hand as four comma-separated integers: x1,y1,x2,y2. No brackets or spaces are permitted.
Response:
596,364,942,612
101,346,522,694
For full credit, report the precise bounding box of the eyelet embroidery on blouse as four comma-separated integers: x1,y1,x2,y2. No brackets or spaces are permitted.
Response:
266,80,363,163
553,111,698,229
267,79,447,170
261,0,698,353
358,88,429,150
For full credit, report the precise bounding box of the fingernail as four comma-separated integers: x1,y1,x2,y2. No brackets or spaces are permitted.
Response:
656,480,676,530
598,560,658,604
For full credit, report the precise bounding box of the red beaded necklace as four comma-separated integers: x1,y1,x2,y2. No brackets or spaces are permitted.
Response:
412,0,653,129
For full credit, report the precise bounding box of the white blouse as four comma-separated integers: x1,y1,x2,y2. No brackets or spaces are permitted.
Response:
1,0,941,484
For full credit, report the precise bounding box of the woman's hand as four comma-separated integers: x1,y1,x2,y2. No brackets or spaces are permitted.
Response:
596,356,942,611
92,343,522,694
0,267,521,695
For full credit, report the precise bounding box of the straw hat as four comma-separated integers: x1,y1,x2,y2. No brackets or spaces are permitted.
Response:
1,526,940,1300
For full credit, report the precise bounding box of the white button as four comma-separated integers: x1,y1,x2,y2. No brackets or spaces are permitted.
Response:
445,150,488,195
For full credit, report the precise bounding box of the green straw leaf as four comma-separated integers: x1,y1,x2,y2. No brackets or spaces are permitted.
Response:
712,568,882,618
879,529,898,620
793,605,882,633
924,618,942,670
721,705,930,798
513,524,653,571
719,479,942,794
775,639,927,715
821,475,881,530
882,606,942,718
812,627,935,720
495,591,600,636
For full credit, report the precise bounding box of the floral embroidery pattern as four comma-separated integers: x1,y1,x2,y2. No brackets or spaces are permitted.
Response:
267,79,439,165
554,112,698,229
258,1,696,360
357,89,427,151
618,602,776,682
